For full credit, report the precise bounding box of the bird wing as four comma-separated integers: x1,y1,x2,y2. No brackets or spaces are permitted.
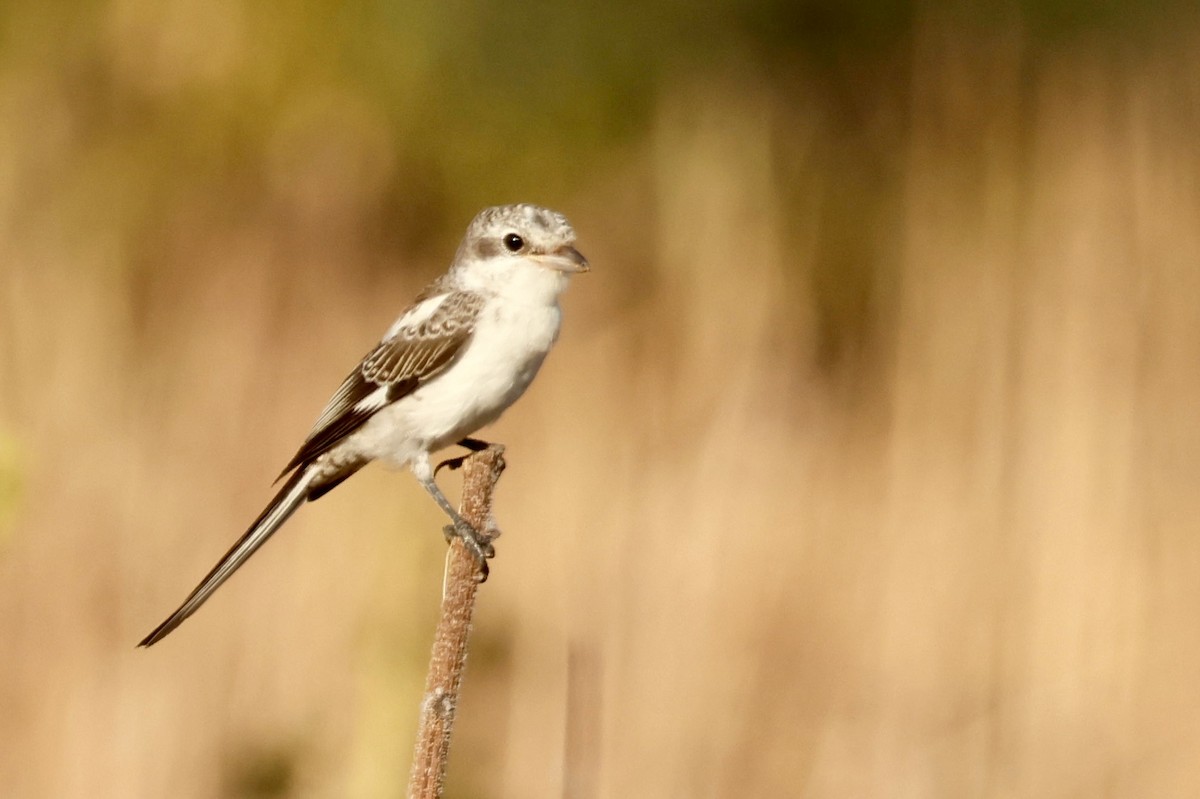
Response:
139,291,485,646
278,290,486,476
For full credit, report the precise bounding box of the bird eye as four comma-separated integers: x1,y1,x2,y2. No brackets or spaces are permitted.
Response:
503,233,524,252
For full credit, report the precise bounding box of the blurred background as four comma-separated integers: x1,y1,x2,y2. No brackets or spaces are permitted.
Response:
1,0,1199,796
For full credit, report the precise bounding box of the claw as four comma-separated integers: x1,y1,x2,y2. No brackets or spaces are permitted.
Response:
435,455,469,475
435,438,493,475
442,521,494,581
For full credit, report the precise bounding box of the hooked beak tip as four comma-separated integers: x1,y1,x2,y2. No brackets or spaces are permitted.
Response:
543,245,589,273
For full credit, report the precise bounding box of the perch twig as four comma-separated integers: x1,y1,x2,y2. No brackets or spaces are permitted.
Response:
407,443,505,799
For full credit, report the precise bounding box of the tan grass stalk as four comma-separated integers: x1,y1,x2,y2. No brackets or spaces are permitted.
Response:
407,444,505,799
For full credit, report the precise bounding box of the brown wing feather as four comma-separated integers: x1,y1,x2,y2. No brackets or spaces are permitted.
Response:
278,291,485,476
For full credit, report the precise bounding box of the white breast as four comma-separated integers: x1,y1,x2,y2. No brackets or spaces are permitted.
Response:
354,297,563,466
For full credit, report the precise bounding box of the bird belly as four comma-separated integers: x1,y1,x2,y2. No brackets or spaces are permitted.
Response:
354,300,562,466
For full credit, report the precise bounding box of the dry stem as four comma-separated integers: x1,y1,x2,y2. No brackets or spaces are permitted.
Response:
407,444,505,799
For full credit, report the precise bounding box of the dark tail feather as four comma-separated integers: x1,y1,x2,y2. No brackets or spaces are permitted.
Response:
138,468,316,647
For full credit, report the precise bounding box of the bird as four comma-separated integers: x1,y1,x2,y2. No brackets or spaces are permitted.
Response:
138,203,588,647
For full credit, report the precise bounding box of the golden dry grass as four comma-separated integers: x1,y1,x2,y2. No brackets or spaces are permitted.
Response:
1,11,1200,799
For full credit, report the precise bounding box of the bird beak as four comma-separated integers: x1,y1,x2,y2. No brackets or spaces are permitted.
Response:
535,245,590,273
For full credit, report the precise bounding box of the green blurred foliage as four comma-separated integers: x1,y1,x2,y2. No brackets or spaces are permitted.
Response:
1,0,1191,375
4,0,1188,260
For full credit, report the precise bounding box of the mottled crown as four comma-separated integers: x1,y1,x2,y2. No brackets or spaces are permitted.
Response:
456,204,577,264
469,204,574,241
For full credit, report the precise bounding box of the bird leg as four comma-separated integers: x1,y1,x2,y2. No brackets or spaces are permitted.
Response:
418,473,494,580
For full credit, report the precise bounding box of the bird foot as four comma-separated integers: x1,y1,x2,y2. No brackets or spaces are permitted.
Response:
434,438,494,476
442,521,495,581
435,454,469,475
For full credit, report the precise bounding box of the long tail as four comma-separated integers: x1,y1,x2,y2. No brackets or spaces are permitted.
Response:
138,467,317,647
